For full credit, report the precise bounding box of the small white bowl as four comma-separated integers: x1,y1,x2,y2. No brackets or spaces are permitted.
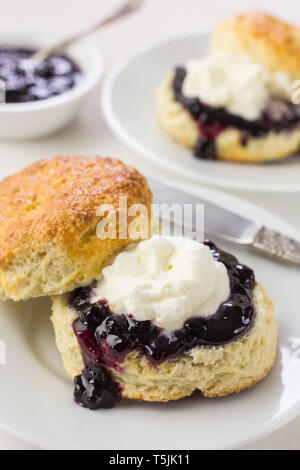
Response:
0,30,103,139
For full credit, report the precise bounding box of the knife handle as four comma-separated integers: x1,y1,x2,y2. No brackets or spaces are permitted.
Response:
252,227,300,267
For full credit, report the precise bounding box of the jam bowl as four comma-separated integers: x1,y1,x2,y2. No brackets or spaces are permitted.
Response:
0,29,103,139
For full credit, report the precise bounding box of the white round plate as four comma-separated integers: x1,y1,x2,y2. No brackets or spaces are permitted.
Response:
102,32,300,192
1,183,300,450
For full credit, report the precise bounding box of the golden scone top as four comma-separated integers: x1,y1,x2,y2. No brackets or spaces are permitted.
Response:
235,11,295,41
211,11,300,80
0,156,153,300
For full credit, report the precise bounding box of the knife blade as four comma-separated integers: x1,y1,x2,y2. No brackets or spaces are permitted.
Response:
148,178,300,267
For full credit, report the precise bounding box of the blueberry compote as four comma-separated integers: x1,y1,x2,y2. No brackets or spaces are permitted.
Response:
0,48,81,103
173,67,300,159
70,241,255,410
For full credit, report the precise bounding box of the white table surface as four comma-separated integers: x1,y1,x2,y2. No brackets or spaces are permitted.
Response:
0,0,299,450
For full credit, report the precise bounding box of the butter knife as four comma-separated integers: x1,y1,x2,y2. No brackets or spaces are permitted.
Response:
148,178,300,267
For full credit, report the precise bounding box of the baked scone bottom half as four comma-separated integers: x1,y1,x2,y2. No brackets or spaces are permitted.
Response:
51,240,278,409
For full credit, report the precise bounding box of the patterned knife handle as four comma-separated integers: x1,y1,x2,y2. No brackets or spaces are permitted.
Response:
252,227,300,267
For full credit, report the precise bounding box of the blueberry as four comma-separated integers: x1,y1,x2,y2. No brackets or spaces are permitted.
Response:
69,282,96,311
235,264,255,289
193,137,216,160
79,303,107,327
95,315,135,353
184,319,207,342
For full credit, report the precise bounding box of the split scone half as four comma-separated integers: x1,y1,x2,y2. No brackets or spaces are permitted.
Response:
157,11,300,163
51,236,278,409
0,156,153,300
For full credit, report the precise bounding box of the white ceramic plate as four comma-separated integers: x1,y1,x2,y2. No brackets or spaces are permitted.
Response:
1,182,300,450
102,32,300,192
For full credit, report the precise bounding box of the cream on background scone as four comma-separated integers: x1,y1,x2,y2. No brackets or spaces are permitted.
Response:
0,156,153,300
157,11,300,163
51,236,278,409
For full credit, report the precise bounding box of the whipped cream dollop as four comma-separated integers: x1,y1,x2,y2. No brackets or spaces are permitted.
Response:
182,51,292,121
92,236,230,331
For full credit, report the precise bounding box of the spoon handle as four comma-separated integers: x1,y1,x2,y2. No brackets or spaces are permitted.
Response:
31,0,143,64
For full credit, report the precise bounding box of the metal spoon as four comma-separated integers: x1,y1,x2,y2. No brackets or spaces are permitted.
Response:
21,0,143,69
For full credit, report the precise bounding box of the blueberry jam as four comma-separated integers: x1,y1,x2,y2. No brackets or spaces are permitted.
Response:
173,67,300,159
0,48,81,103
74,366,120,410
70,241,255,410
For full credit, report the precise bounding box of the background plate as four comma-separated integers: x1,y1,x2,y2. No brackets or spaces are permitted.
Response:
102,32,300,192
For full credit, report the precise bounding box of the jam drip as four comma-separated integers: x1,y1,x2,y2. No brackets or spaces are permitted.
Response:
173,67,300,159
74,366,120,410
0,48,81,103
71,241,255,409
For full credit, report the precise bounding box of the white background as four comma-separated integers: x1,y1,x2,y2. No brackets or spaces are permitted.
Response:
0,0,299,450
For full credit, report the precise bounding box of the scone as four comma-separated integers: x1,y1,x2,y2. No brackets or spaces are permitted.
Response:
0,156,153,300
210,11,300,80
157,15,300,163
51,236,278,409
